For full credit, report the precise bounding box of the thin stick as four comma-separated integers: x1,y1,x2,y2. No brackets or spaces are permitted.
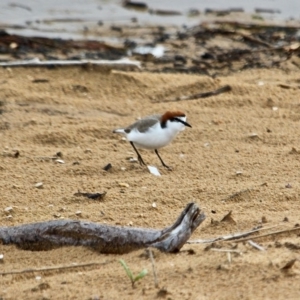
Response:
0,261,108,276
148,249,159,288
154,85,232,102
227,252,232,264
35,156,58,160
210,249,242,254
248,240,265,251
229,226,300,243
188,224,281,244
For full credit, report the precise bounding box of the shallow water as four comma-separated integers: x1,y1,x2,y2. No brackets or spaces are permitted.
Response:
1,0,300,39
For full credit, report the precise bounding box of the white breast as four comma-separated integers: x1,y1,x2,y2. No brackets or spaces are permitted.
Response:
127,118,186,150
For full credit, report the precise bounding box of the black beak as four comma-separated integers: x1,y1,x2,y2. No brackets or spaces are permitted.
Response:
175,118,192,128
183,120,192,128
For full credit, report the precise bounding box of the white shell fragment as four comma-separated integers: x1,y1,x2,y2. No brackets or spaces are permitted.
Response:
147,166,161,176
75,210,82,216
248,133,260,140
35,182,43,188
0,254,3,261
129,157,138,163
119,182,129,188
152,202,157,208
55,159,65,164
4,206,13,214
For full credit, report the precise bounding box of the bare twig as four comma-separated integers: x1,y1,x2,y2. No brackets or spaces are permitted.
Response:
187,224,280,244
35,156,59,161
0,261,108,276
155,85,231,102
248,240,265,251
231,226,300,243
148,249,159,288
210,248,242,254
227,252,232,264
0,58,141,70
197,27,273,48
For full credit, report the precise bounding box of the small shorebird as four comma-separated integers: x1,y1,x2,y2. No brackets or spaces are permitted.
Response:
113,110,192,169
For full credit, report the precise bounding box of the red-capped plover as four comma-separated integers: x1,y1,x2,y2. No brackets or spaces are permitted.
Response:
113,110,192,169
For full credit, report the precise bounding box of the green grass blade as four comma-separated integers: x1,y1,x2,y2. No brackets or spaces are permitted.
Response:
134,269,148,282
119,259,134,282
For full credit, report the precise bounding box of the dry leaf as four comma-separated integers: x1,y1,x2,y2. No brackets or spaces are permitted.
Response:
220,211,236,224
281,259,297,271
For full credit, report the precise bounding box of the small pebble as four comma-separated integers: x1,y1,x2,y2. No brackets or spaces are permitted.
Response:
248,133,259,139
56,151,63,157
129,157,138,163
35,182,43,188
75,210,82,216
262,216,268,223
103,163,112,171
152,202,157,208
0,254,3,261
4,206,13,214
10,42,18,49
119,182,129,188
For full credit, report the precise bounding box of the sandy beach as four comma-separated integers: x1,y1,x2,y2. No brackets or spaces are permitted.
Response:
0,63,300,299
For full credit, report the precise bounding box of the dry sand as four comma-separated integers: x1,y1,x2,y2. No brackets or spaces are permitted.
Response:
0,65,300,299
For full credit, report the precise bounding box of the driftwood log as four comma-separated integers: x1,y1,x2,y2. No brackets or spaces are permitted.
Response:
0,203,205,254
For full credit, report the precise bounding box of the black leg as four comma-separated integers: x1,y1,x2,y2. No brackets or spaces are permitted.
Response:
130,142,146,166
155,149,171,169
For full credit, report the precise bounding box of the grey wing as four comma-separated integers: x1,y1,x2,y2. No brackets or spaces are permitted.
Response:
126,115,160,133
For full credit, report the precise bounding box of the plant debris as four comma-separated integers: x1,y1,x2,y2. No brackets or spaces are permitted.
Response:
74,191,107,200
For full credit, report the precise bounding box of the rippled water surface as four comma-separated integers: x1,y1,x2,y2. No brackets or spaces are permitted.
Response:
1,0,300,39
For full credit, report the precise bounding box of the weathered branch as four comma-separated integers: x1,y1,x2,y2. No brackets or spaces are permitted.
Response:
0,203,205,254
155,85,232,102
